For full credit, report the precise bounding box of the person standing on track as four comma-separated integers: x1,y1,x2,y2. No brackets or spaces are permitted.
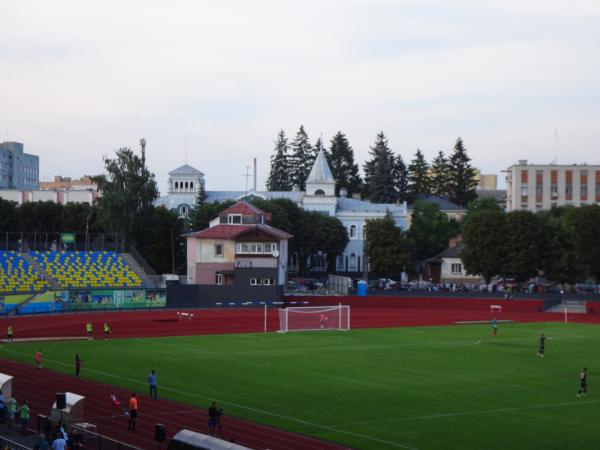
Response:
148,369,157,399
7,324,13,343
86,321,93,341
103,322,111,340
127,392,138,430
75,354,83,376
577,368,588,397
537,334,546,357
208,401,223,436
35,349,42,369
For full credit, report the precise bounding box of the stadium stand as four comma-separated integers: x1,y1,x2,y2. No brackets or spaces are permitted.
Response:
0,251,50,293
31,251,143,289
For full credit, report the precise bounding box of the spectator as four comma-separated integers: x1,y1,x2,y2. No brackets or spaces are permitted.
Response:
110,391,124,419
20,400,30,432
7,395,17,430
51,432,67,450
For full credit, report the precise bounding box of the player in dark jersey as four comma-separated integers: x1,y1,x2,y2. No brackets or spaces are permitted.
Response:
577,368,588,397
537,334,546,357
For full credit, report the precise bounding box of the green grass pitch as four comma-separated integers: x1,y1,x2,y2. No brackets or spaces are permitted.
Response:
2,322,598,450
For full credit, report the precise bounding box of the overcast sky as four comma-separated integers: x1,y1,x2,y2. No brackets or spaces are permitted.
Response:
2,0,599,193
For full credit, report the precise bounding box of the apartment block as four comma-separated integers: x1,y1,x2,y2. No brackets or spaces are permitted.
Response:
506,160,600,212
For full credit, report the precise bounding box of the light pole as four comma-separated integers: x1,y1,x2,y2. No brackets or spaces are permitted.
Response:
85,208,93,251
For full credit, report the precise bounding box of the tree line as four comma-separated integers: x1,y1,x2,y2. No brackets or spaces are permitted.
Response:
462,201,600,284
267,127,479,207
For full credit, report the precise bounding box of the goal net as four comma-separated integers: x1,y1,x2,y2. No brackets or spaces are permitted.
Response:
278,305,350,333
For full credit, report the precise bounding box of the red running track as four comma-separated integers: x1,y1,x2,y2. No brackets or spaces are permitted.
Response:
2,300,600,450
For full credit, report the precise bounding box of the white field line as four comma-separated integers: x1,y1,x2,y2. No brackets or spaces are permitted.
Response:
331,399,600,428
1,348,420,450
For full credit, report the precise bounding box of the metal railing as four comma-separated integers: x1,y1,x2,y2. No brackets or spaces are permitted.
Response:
0,435,31,450
0,232,127,252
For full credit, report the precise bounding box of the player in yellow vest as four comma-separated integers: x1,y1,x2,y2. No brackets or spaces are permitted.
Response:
86,321,93,341
103,322,111,340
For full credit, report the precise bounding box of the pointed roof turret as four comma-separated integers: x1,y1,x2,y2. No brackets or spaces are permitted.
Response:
306,142,334,184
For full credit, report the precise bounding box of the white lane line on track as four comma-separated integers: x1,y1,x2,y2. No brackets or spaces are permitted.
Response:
1,348,421,450
330,399,600,428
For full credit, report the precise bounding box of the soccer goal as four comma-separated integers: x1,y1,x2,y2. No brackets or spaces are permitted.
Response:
278,305,350,333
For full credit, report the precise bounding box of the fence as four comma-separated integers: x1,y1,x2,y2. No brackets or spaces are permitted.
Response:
0,232,127,252
0,435,30,450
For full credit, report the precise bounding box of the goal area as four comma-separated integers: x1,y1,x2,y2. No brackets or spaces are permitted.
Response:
278,305,350,333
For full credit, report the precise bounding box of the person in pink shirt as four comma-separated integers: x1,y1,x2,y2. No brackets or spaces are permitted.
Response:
35,349,42,369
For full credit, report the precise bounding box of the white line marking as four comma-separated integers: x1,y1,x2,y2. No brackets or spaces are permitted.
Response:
331,399,600,428
1,348,420,450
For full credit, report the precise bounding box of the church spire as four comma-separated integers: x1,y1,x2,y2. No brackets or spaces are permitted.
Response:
306,138,334,185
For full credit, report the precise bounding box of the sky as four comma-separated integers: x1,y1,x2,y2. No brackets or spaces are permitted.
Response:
2,0,599,193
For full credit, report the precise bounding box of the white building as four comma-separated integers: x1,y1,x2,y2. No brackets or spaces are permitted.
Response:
156,147,408,274
505,160,600,212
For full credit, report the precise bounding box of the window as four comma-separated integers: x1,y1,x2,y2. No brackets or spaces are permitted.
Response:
551,184,558,198
262,278,274,286
250,243,257,253
451,263,462,274
215,244,223,257
314,189,325,195
264,243,273,253
250,278,260,286
350,225,356,238
174,181,179,189
216,273,223,285
520,186,528,196
349,253,357,271
581,185,588,197
181,205,188,215
190,182,194,189
228,214,242,224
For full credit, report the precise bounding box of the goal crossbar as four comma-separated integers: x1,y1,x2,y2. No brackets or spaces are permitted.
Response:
278,304,350,333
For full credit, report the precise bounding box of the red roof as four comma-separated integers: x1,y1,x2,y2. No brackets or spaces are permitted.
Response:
220,201,264,217
187,224,292,240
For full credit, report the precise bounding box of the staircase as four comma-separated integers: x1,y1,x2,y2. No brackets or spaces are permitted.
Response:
546,299,587,314
121,252,159,288
21,252,61,290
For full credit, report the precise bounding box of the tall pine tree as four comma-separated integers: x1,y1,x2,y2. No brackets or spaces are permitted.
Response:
446,137,478,206
393,154,409,203
430,151,449,197
363,132,396,203
266,130,292,191
327,131,362,196
408,149,430,197
288,125,313,191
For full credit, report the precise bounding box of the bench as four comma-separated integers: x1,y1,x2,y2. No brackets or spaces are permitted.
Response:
490,305,502,313
177,312,194,321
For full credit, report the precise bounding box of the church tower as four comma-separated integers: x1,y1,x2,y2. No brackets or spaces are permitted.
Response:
302,144,337,216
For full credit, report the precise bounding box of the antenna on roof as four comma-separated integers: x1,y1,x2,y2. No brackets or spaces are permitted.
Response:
243,165,251,194
139,138,146,168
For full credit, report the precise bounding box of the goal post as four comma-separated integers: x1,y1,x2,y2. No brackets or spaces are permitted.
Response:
278,304,350,333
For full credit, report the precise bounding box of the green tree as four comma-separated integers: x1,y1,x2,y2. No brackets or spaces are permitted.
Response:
18,201,64,233
430,151,449,197
327,131,362,197
266,130,292,191
93,147,158,237
364,212,410,277
500,210,547,282
446,138,478,206
0,199,20,231
61,203,97,233
407,201,460,264
563,204,600,281
194,181,207,209
393,154,409,203
539,212,581,285
294,211,348,276
288,125,313,191
133,206,185,274
408,149,430,198
461,209,506,283
363,132,396,203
